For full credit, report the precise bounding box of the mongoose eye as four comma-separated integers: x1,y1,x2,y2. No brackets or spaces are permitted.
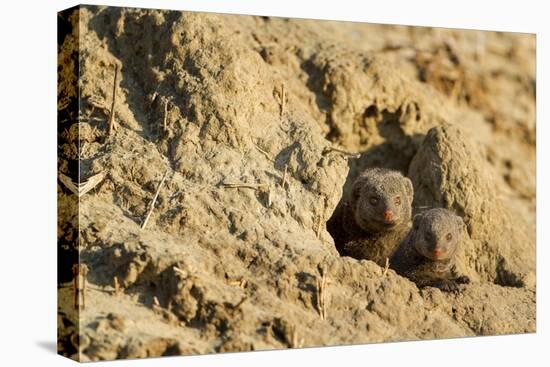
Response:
369,197,378,205
394,196,401,205
446,233,453,241
424,232,432,241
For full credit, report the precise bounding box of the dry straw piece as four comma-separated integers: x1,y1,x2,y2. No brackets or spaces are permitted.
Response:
107,64,119,135
228,278,248,289
280,83,286,117
323,146,361,159
316,266,329,320
281,164,288,189
382,257,390,276
221,182,268,190
59,170,107,198
141,170,169,230
254,144,275,162
152,296,161,308
162,98,169,131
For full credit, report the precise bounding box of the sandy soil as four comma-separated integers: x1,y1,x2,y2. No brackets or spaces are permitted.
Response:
57,5,535,361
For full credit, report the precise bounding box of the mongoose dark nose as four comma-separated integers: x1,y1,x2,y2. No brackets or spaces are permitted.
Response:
383,210,394,222
433,246,443,258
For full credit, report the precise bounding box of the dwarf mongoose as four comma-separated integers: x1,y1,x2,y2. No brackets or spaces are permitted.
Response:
329,168,414,266
390,208,470,292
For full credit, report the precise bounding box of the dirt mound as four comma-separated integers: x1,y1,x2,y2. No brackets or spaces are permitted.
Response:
57,5,535,361
409,124,535,287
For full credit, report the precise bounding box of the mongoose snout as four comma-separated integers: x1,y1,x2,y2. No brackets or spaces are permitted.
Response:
383,209,394,222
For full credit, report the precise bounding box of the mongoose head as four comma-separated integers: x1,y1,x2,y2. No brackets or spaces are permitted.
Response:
411,208,465,261
350,168,414,233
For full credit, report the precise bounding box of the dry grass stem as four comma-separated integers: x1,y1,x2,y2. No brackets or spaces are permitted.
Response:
323,146,360,159
281,164,288,188
107,64,119,135
163,98,169,131
254,144,275,162
383,257,390,276
221,182,268,190
280,83,286,117
228,278,248,289
150,91,158,105
153,296,161,307
141,170,169,230
316,267,329,320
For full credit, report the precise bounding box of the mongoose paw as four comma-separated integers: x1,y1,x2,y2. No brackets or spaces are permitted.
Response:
429,279,461,293
454,275,470,285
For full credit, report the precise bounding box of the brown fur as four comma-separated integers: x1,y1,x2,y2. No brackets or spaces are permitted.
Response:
329,168,414,266
390,208,470,292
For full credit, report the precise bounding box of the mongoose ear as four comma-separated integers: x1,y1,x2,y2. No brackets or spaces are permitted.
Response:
403,177,414,204
413,214,422,230
351,175,367,200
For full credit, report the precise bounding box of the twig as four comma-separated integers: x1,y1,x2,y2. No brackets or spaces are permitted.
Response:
150,91,158,105
107,64,119,135
281,164,288,189
323,146,360,159
228,278,248,289
254,144,275,162
280,83,286,117
221,182,268,190
153,296,161,308
162,98,169,131
316,266,328,320
382,257,390,276
141,170,169,230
